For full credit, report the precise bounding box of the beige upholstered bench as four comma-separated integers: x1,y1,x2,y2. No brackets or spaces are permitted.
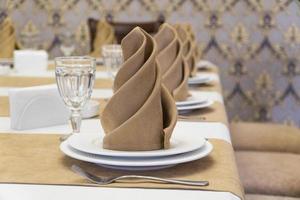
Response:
230,122,300,198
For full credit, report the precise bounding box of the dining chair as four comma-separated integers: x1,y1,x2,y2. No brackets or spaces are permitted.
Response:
105,13,165,43
245,194,300,200
231,122,300,154
87,18,104,52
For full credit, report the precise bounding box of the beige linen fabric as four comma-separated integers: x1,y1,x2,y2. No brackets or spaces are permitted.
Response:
100,27,177,151
90,20,115,57
0,17,15,58
0,96,9,117
0,134,244,199
154,23,189,101
231,122,300,154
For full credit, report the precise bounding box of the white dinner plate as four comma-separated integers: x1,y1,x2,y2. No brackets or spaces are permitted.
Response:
96,164,177,171
177,100,214,114
60,141,213,170
188,75,214,85
176,95,208,107
67,132,206,158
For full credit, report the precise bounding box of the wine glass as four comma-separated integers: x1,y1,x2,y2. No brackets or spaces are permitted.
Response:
55,56,96,140
60,32,75,56
102,44,123,79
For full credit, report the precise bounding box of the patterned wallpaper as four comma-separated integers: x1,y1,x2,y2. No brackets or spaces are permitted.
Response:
1,0,300,126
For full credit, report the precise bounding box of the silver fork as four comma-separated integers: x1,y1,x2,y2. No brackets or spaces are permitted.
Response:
71,165,209,186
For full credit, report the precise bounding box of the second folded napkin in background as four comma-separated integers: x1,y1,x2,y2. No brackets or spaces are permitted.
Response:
101,27,177,151
154,23,190,101
174,24,197,77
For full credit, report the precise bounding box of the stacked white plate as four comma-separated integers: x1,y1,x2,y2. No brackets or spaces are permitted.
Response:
196,60,215,69
188,74,214,85
60,130,213,171
176,94,214,114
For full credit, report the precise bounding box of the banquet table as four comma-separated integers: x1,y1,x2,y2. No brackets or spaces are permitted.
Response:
0,62,244,200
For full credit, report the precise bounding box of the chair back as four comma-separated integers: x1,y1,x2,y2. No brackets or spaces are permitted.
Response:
87,18,100,51
106,13,165,43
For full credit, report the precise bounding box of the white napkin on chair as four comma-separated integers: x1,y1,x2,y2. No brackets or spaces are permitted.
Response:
9,84,69,130
9,85,100,130
14,50,48,73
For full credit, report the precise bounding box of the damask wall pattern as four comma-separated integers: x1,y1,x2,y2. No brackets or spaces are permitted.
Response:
1,0,300,126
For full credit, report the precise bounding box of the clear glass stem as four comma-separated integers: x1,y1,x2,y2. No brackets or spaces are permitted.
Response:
70,110,81,133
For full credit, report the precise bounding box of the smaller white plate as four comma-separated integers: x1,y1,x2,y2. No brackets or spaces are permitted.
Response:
188,75,213,85
177,100,214,114
196,60,215,69
176,96,208,107
67,132,206,158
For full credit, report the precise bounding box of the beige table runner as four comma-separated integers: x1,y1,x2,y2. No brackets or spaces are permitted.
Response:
178,102,228,126
0,133,244,199
0,96,9,117
0,76,113,89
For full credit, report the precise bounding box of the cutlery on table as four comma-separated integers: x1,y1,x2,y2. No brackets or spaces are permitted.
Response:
71,165,209,186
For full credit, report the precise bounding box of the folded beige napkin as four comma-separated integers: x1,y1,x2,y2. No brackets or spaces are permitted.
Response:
0,17,15,58
174,24,197,76
179,23,196,42
181,23,202,60
0,76,113,89
100,27,177,151
90,20,116,57
154,23,189,101
185,39,197,77
0,18,13,39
